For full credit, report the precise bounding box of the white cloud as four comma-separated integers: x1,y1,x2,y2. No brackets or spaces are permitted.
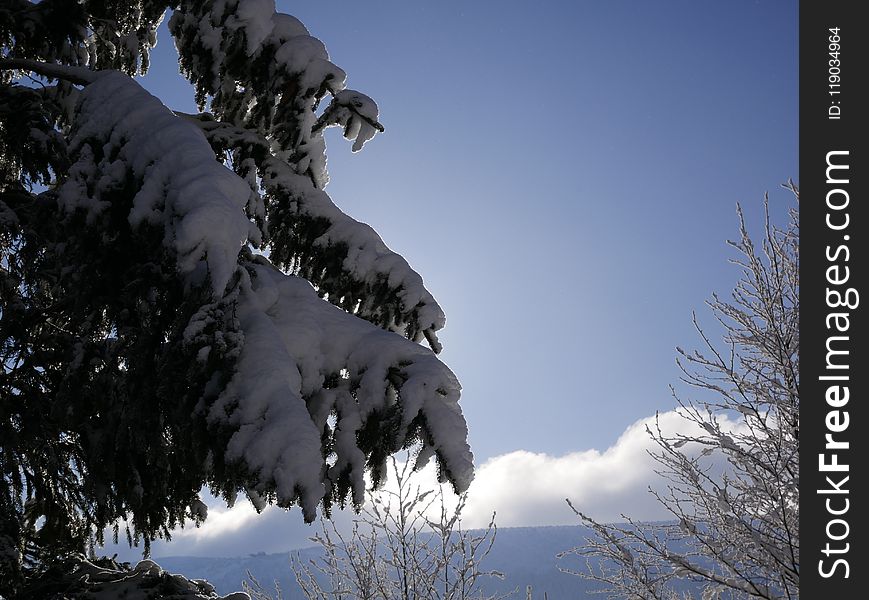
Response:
105,498,348,561
103,409,738,560
168,501,260,543
456,409,740,528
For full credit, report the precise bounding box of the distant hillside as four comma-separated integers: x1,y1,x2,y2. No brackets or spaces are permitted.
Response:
155,524,618,598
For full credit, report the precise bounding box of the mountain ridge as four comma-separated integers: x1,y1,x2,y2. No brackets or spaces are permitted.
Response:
153,524,600,598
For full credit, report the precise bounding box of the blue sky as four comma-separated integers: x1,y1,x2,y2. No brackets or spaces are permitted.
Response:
124,0,798,557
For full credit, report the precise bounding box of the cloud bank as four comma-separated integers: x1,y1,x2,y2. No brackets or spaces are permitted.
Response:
460,410,692,527
106,409,735,560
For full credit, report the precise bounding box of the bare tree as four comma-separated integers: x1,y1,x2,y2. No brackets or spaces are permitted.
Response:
246,455,505,600
562,183,799,600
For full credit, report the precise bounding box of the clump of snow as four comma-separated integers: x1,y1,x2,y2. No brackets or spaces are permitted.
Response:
60,555,247,599
209,256,472,512
330,90,380,152
169,0,378,191
274,35,346,93
229,0,276,55
62,71,254,296
267,13,311,44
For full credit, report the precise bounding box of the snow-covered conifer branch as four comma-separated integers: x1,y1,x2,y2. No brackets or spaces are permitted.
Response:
167,0,447,347
209,255,471,518
2,3,471,595
0,0,165,77
0,58,96,85
169,0,383,189
183,112,448,350
63,70,253,296
59,66,471,517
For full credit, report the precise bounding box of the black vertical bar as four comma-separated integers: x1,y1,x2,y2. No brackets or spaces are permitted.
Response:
800,1,868,596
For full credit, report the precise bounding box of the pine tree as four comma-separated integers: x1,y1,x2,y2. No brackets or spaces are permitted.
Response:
0,2,473,595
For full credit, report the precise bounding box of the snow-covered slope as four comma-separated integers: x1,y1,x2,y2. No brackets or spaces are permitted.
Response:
154,525,702,599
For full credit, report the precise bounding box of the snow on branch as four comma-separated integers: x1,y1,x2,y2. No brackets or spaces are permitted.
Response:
210,255,472,516
60,69,470,518
0,57,96,85
187,114,448,351
62,70,254,296
170,0,383,189
34,555,248,600
1,1,471,590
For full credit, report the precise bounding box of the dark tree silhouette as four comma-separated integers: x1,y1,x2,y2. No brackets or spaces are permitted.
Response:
1,2,471,596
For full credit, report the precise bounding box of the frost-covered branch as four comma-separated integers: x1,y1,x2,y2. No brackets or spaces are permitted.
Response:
563,186,799,600
268,457,502,600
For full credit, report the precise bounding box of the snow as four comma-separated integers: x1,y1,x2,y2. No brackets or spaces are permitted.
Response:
49,0,471,526
210,257,472,512
63,556,248,599
268,13,311,43
63,71,254,296
331,90,381,152
169,0,376,191
230,0,275,55
260,154,447,343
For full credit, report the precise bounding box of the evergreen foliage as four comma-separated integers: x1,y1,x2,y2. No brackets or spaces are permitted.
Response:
0,2,472,595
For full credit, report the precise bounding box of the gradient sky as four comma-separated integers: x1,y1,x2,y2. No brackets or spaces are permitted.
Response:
125,0,798,557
